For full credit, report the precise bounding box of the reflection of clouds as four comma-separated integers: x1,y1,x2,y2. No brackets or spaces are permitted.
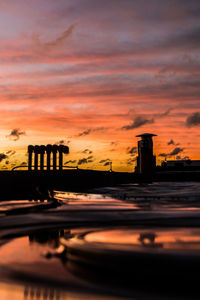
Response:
24,286,60,300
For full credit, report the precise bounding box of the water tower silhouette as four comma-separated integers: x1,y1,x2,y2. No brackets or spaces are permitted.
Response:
135,133,157,178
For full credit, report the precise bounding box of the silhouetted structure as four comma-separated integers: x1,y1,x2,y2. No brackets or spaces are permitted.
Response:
28,145,34,171
27,144,69,171
58,145,69,170
135,133,157,178
24,286,60,300
1,135,200,201
162,160,200,169
40,145,46,171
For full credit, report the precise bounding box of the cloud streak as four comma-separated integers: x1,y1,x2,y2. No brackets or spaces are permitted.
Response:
78,155,94,165
77,127,106,137
122,116,154,130
122,108,172,130
33,24,76,54
159,147,184,158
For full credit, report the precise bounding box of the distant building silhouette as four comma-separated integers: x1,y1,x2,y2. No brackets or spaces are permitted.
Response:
28,145,69,171
162,160,200,168
135,133,157,177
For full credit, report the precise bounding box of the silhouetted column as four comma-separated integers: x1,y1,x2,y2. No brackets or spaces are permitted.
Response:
58,145,63,171
52,145,58,171
28,145,34,171
58,145,69,170
40,145,46,171
46,144,52,171
34,145,40,171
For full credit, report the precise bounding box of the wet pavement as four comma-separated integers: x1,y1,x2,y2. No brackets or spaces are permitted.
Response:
0,182,200,299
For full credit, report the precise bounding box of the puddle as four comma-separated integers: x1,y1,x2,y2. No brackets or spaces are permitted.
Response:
1,183,200,299
84,228,200,250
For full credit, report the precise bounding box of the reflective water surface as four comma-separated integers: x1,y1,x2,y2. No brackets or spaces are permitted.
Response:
85,228,200,250
0,282,127,300
0,182,200,299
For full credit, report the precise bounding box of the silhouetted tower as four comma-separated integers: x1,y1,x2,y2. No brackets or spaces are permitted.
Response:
28,145,34,171
136,133,157,178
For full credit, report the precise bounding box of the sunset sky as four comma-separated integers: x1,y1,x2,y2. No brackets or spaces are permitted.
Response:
0,0,200,171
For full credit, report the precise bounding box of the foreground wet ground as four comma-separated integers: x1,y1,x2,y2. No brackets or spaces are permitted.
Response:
0,182,200,300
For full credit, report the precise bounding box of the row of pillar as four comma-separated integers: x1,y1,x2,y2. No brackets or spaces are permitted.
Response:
28,145,69,171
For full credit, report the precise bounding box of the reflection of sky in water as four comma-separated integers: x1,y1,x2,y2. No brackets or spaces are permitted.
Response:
0,282,122,300
54,182,200,211
54,191,111,200
0,233,129,300
1,182,200,299
85,228,200,250
54,190,139,210
90,182,200,198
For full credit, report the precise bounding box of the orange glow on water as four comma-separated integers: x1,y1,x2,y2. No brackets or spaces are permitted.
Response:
85,228,200,250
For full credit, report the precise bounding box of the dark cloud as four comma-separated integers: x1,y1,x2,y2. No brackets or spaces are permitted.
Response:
160,148,184,157
56,139,71,146
6,128,26,141
168,139,175,145
77,129,92,137
103,161,111,166
0,153,8,162
82,149,93,154
167,139,180,146
122,108,172,130
78,158,88,165
99,158,112,166
6,150,16,156
87,155,93,160
64,160,77,164
169,147,184,156
78,156,94,165
99,158,111,164
186,112,200,127
127,157,137,165
77,127,106,137
122,116,154,130
159,147,184,158
127,146,137,154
